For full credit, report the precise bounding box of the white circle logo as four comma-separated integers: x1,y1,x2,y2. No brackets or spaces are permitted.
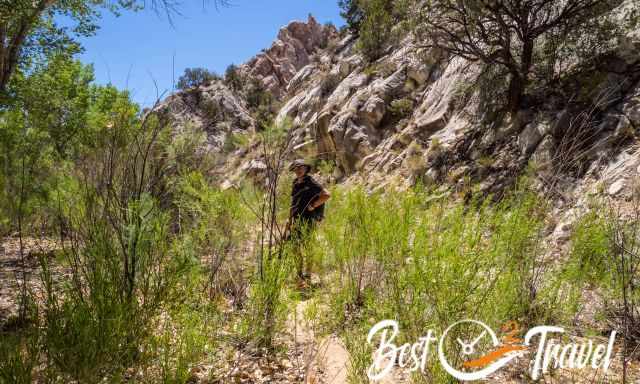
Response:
438,319,521,381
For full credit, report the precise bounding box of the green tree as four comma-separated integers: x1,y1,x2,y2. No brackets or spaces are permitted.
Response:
0,55,137,234
176,67,220,90
224,64,243,92
0,0,113,98
356,0,399,61
338,0,364,34
411,0,639,113
0,0,230,100
13,56,94,157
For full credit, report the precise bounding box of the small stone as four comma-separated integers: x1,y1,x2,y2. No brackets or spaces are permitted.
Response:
608,179,626,196
424,168,439,183
220,179,234,190
281,359,292,368
553,221,573,243
518,120,550,155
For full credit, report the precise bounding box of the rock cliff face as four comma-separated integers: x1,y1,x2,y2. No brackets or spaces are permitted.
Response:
147,14,640,383
159,13,640,206
157,80,255,151
242,15,337,98
274,32,640,200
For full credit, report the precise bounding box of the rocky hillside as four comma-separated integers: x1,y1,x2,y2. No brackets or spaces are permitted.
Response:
160,13,640,208
242,15,338,98
7,3,640,383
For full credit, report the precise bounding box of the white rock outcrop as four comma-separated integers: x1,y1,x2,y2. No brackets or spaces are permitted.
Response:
243,15,337,98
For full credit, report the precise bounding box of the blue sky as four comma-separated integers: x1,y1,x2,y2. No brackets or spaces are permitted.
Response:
77,1,344,107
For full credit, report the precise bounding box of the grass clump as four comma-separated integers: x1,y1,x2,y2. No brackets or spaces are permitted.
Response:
306,184,574,380
564,203,640,346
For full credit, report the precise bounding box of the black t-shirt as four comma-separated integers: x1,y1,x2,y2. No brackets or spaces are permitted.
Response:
291,175,325,222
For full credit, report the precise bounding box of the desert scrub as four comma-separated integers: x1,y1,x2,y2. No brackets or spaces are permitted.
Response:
153,290,219,384
363,61,397,78
201,99,221,120
564,203,640,344
40,194,188,382
233,120,300,351
315,160,337,178
320,71,341,97
404,141,425,176
564,209,613,286
222,131,251,153
32,106,218,382
388,98,414,119
175,172,251,300
0,324,39,384
239,248,293,350
166,123,215,176
307,184,572,380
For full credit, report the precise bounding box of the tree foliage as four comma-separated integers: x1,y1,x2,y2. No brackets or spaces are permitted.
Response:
357,0,394,61
349,0,409,62
0,0,230,101
176,67,220,90
411,0,639,112
0,0,119,99
224,64,243,92
0,55,137,233
338,0,364,34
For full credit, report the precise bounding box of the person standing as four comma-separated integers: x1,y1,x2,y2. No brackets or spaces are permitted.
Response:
286,159,330,280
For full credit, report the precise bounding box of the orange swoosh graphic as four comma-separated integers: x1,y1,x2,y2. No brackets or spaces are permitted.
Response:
462,345,527,368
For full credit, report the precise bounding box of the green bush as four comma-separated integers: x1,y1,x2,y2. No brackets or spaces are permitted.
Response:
177,68,220,91
339,0,364,34
35,104,196,381
389,97,414,119
155,297,217,384
40,193,188,381
0,328,39,384
306,185,571,379
0,56,126,236
222,132,251,153
356,0,395,61
240,250,293,349
320,72,341,97
245,77,278,130
201,99,221,120
224,64,243,92
175,171,250,293
565,210,612,285
564,205,640,342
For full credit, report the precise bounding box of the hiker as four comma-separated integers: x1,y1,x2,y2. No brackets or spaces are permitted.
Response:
285,159,330,280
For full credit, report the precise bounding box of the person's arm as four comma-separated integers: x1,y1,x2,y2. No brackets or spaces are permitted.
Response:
308,188,330,211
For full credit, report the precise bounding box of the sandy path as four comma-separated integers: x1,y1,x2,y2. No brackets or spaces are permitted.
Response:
287,300,350,383
287,299,409,384
0,237,62,323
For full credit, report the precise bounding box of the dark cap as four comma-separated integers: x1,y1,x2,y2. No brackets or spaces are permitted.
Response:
289,159,311,172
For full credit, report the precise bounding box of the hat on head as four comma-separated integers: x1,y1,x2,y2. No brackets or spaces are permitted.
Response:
289,159,311,172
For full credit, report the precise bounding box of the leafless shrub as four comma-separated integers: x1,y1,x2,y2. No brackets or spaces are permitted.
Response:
236,122,296,349
538,85,621,198
607,199,640,382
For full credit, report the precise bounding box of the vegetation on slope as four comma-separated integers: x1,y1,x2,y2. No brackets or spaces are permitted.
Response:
1,0,640,383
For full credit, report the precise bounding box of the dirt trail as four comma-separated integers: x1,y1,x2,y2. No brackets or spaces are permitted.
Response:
287,300,350,383
287,300,408,384
0,237,61,323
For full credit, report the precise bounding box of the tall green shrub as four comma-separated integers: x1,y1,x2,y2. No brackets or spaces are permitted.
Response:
308,186,568,380
356,0,395,61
